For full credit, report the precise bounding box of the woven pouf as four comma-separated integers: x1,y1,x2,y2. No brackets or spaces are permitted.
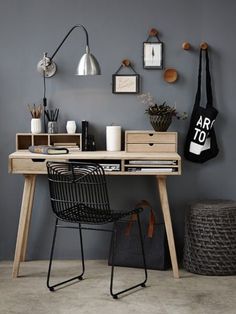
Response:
183,200,236,275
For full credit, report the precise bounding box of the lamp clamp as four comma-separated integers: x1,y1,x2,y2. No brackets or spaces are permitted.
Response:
37,52,57,78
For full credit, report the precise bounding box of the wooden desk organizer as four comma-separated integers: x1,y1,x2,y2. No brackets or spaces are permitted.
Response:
16,133,82,151
125,131,177,153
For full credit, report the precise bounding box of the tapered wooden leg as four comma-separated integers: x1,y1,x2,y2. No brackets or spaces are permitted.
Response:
20,175,36,261
157,176,179,279
12,175,36,278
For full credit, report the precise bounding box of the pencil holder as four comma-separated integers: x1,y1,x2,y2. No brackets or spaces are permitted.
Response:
31,118,42,134
48,121,58,134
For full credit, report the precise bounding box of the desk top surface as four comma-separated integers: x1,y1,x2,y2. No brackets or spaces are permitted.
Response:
9,151,181,176
9,150,181,160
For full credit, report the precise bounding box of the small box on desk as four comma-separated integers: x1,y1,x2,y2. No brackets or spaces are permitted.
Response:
125,131,177,153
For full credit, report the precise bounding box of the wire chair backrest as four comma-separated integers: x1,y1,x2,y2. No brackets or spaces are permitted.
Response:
47,161,111,221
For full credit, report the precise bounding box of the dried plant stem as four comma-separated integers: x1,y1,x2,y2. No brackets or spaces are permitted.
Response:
28,104,43,118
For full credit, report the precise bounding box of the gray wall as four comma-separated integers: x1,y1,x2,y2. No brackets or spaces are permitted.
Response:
1,0,235,261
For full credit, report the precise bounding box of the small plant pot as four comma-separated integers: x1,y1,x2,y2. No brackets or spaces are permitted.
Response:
149,114,172,131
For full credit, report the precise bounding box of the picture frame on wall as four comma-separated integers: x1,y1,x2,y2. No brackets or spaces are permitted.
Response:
112,74,140,94
143,42,163,69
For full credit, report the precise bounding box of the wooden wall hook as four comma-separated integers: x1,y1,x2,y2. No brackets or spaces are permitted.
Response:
149,28,158,37
122,59,131,67
200,42,208,50
182,42,191,50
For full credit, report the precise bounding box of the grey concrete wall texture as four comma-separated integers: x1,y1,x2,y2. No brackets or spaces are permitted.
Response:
0,0,235,260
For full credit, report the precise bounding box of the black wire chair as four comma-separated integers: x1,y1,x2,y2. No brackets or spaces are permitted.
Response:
46,161,147,299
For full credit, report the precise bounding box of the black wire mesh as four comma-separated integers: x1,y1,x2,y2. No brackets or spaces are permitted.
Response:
47,161,140,224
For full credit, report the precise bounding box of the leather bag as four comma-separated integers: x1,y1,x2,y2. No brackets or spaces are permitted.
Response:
108,200,170,270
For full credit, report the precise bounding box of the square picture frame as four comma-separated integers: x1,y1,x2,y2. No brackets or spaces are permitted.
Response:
112,74,140,94
143,42,163,69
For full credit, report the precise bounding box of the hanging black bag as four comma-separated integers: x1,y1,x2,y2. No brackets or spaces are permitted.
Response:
184,48,219,163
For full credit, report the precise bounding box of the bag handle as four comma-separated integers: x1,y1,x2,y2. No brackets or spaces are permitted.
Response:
193,48,213,114
205,49,213,107
125,199,156,238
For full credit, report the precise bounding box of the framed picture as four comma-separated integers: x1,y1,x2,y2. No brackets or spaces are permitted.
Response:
112,74,140,94
143,42,163,69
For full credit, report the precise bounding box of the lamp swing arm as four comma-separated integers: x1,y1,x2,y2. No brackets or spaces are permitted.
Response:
37,24,100,77
50,24,90,61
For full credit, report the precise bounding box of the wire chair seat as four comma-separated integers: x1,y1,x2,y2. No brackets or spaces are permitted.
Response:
53,203,142,224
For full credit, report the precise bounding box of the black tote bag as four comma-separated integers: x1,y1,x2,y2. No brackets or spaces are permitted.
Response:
184,48,219,163
108,200,170,270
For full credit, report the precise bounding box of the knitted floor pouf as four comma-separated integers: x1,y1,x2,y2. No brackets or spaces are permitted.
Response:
183,200,236,275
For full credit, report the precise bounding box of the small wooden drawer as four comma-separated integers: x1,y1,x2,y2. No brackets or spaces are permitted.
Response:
10,158,65,174
126,132,176,144
125,131,177,152
126,143,176,153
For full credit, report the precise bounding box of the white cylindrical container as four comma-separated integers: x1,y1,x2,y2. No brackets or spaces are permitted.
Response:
106,126,121,151
66,121,76,134
31,118,41,134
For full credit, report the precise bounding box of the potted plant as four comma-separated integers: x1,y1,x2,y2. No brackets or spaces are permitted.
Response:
138,93,187,131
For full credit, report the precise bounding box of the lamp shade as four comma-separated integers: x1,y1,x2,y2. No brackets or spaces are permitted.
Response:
76,50,101,76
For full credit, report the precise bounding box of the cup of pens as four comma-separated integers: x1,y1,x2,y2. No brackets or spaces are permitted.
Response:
45,108,59,134
28,104,43,134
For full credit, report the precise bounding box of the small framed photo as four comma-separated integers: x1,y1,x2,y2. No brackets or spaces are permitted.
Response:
112,74,140,94
143,42,163,69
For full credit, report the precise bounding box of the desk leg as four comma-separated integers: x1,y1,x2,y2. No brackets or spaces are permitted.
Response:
20,175,36,262
156,176,179,279
12,175,36,278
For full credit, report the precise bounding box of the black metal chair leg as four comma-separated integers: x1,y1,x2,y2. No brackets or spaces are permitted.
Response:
78,223,85,279
109,223,117,298
47,219,58,291
137,213,148,286
110,217,147,299
47,219,85,291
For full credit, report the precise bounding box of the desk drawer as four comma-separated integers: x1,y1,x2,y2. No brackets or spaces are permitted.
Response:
126,143,176,153
126,132,176,144
10,158,65,174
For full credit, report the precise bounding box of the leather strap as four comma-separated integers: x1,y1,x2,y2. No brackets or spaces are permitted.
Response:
125,199,156,238
193,48,213,117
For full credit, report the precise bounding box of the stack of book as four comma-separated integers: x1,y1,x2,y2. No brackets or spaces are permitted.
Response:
126,160,177,173
128,160,177,165
29,145,69,155
53,142,80,152
127,167,176,173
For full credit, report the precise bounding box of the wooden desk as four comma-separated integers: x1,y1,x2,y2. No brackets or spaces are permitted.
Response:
8,150,181,279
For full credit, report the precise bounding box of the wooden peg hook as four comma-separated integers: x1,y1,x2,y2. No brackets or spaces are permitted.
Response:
182,42,191,50
200,42,208,50
122,59,131,67
149,28,158,37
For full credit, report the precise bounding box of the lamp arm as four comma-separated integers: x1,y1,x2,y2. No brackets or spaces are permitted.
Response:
50,24,89,60
37,24,95,77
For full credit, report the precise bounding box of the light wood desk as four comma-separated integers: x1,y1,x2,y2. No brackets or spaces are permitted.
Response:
8,150,181,279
